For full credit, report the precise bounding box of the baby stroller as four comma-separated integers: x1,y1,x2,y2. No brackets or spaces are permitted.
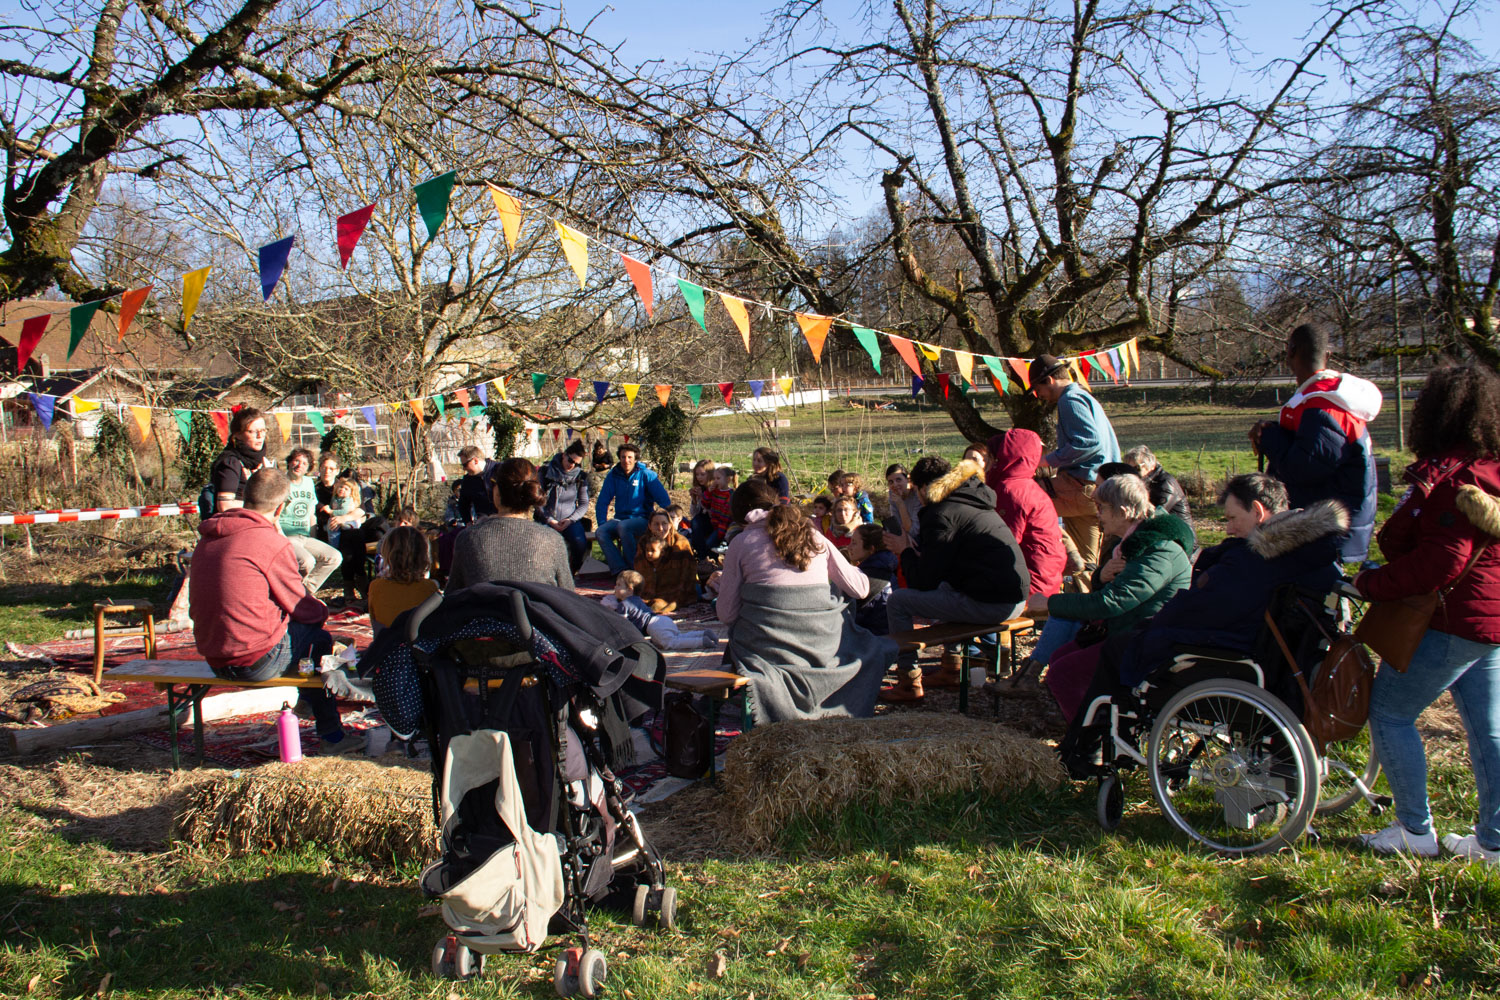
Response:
361,581,675,996
1070,581,1388,856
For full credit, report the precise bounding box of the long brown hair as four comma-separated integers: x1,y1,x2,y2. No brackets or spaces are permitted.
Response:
765,504,821,571
753,447,783,483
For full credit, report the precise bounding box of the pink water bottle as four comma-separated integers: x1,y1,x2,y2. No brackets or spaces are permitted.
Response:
276,702,302,763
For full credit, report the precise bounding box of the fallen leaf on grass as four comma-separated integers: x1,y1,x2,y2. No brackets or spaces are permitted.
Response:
95,972,111,996
26,974,39,993
58,883,74,892
706,952,728,979
271,901,293,912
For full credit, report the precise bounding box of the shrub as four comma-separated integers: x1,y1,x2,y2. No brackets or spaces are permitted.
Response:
638,402,692,488
485,403,525,460
321,424,359,472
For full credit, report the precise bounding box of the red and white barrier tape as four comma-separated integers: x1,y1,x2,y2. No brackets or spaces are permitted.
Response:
0,502,198,526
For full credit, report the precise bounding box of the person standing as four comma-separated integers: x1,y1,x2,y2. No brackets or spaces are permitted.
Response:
209,407,276,511
539,439,592,573
279,447,341,595
456,445,497,525
594,443,671,574
1250,323,1382,562
1028,354,1121,569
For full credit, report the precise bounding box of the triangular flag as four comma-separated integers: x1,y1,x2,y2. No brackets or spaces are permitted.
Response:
485,184,523,250
1008,357,1031,389
361,406,378,433
432,394,446,418
623,383,640,404
717,382,734,406
552,428,562,444
851,326,882,374
307,411,326,437
1098,351,1120,382
1068,358,1090,391
890,336,923,376
531,373,547,397
677,279,708,331
15,314,50,371
274,411,292,442
258,236,295,300
989,375,1008,398
937,373,951,399
493,377,508,402
28,393,54,429
954,350,975,385
719,293,751,352
181,266,211,329
916,341,942,362
454,388,471,416
116,286,151,341
655,384,671,407
622,255,654,317
409,399,425,424
209,411,230,444
387,402,402,414
954,374,968,395
748,380,764,399
128,405,152,441
911,374,924,398
1127,339,1141,375
562,377,580,401
68,300,103,358
414,171,456,244
553,221,590,289
336,204,375,268
173,409,193,442
983,355,1010,394
795,313,832,364
593,381,610,404
475,382,488,407
72,398,99,416
686,384,703,407
778,377,793,395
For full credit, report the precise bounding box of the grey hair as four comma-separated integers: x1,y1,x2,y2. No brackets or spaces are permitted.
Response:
1122,444,1158,474
1095,473,1153,521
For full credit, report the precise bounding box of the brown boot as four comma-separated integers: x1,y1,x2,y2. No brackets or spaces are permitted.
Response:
880,675,925,703
926,650,964,689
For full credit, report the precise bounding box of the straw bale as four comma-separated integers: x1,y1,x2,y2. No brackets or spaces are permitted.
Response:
175,757,437,866
718,714,1065,850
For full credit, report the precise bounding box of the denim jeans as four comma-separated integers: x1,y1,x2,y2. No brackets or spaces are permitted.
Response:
1368,628,1500,850
214,621,343,737
886,582,1025,676
1031,617,1083,667
688,511,715,557
598,515,648,573
558,520,591,574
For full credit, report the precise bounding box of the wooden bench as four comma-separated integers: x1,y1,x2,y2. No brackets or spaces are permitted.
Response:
886,617,1035,713
663,668,750,779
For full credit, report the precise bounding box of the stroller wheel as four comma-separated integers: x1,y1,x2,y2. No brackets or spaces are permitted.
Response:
431,934,480,980
554,947,581,997
578,948,608,998
658,886,678,931
1096,776,1124,831
631,884,650,926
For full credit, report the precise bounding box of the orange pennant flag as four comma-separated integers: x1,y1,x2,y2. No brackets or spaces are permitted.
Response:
116,286,151,341
410,398,426,424
654,384,672,407
622,255,654,317
954,350,975,385
486,183,524,250
989,375,1009,397
890,336,923,376
719,293,751,353
1127,338,1141,375
1007,357,1030,389
795,313,832,364
274,411,292,443
1068,358,1090,391
128,405,152,441
622,383,640,405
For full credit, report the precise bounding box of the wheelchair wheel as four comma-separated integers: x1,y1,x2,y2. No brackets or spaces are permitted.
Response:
1318,738,1385,817
1147,679,1319,855
1096,776,1124,831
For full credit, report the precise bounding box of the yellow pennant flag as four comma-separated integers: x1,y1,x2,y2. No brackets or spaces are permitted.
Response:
1127,339,1140,376
778,377,793,395
795,313,832,364
916,341,942,362
387,401,403,414
181,266,211,329
655,384,672,407
954,350,975,385
274,411,293,443
622,383,640,405
410,398,426,424
719,293,752,353
553,221,590,289
128,405,152,441
486,183,524,251
72,398,99,415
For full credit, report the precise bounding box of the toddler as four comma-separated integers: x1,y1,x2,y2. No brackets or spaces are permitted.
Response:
325,477,367,549
368,526,440,637
602,571,718,650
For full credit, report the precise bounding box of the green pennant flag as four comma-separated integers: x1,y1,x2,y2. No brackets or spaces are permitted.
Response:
531,373,547,396
68,301,103,359
173,409,193,443
307,411,326,438
432,394,446,418
686,384,703,407
850,325,882,374
676,279,708,331
413,170,456,244
953,375,967,395
982,355,1010,394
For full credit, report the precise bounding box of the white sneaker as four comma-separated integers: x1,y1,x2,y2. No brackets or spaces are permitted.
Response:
1441,831,1500,866
1360,821,1440,857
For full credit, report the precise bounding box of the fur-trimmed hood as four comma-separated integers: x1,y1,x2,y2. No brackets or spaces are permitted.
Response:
1458,483,1500,539
1120,508,1197,560
1247,499,1350,560
924,458,990,507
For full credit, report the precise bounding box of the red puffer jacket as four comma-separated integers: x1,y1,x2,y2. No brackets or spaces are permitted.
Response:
986,429,1067,596
1355,450,1500,645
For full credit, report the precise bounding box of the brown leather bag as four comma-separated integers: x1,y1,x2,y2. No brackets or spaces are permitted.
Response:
1352,543,1488,672
1265,613,1376,752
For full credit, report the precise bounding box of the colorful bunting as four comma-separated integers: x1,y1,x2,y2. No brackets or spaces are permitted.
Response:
954,350,975,386
562,377,581,401
454,388,471,416
983,355,1011,394
71,398,99,416
336,205,375,268
778,377,793,395
554,222,590,289
851,326,882,374
128,405,152,441
1008,357,1030,390
622,255,654,316
258,236,295,301
67,301,103,359
623,383,640,404
911,374,924,398
748,380,764,400
409,398,425,424
719,293,751,352
890,336,923,376
655,384,671,407
173,409,193,443
677,279,708,331
717,382,734,406
15,313,50,371
795,313,831,364
475,383,488,407
360,406,378,433
274,411,292,442
493,377,508,402
593,380,610,403
413,171,455,244
116,286,150,341
916,341,942,362
937,373,951,399
432,395,446,419
686,384,703,407
1127,339,1141,375
485,184,523,250
28,393,54,429
307,411,326,437
531,373,547,397
181,266,211,329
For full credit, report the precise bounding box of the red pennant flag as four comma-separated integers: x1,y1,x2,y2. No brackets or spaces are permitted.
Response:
621,255,654,317
209,411,230,444
937,372,951,398
1008,357,1030,389
14,313,51,371
552,428,562,443
336,204,375,269
563,377,581,401
989,375,1008,397
334,408,348,419
116,286,151,341
717,382,735,406
890,336,923,376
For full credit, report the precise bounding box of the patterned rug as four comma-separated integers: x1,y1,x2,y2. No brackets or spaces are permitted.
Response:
130,710,386,768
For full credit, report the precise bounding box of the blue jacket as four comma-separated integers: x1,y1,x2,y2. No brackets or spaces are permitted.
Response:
595,462,672,523
1045,383,1120,480
1120,500,1348,685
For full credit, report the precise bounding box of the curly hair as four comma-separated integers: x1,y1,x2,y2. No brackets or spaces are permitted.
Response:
764,504,821,571
1409,364,1500,460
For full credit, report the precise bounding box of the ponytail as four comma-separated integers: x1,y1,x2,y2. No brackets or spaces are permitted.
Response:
765,504,820,572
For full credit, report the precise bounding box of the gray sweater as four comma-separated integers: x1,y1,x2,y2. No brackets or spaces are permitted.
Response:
446,516,575,592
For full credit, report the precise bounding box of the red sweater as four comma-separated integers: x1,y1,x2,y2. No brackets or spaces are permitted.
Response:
189,509,329,669
703,487,734,534
987,429,1068,596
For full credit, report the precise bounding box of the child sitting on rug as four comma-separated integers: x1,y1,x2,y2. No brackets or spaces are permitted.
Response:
845,523,896,635
602,571,718,651
634,512,698,611
368,526,440,638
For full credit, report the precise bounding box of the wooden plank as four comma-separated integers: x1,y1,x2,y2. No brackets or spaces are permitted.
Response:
2,687,289,755
887,618,1034,652
105,660,325,689
665,669,747,697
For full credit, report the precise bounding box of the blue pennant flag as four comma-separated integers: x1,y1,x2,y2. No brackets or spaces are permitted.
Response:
593,380,610,403
28,392,54,428
748,380,764,399
475,382,488,407
910,374,925,398
360,406,378,433
258,235,296,300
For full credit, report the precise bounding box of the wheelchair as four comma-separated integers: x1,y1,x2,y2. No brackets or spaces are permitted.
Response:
1075,582,1389,856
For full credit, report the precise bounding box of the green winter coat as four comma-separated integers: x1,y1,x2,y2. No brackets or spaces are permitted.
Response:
1047,510,1196,633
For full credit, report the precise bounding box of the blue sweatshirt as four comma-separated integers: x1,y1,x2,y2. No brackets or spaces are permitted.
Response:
1044,383,1121,481
595,462,672,523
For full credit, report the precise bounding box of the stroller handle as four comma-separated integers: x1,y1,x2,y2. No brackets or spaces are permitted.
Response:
404,585,534,646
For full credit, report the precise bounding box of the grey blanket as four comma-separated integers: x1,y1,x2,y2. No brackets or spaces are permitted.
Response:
729,582,897,725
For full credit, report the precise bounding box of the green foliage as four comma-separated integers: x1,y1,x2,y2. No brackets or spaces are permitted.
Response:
485,403,525,460
638,401,693,487
175,411,222,488
320,424,359,471
90,411,133,477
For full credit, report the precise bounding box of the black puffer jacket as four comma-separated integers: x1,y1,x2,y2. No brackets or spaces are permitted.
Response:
901,459,1029,605
1145,466,1192,524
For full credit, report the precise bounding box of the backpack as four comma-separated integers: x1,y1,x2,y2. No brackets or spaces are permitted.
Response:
662,692,712,779
1264,608,1376,752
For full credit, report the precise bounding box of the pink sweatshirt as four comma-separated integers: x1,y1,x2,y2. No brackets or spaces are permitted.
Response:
716,508,869,625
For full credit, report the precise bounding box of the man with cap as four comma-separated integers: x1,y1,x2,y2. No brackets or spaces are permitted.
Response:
1028,353,1122,569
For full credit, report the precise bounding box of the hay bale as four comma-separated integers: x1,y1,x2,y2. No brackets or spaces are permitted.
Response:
718,714,1065,850
176,758,437,865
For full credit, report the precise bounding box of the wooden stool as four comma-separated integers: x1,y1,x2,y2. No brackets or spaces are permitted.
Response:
92,599,157,685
